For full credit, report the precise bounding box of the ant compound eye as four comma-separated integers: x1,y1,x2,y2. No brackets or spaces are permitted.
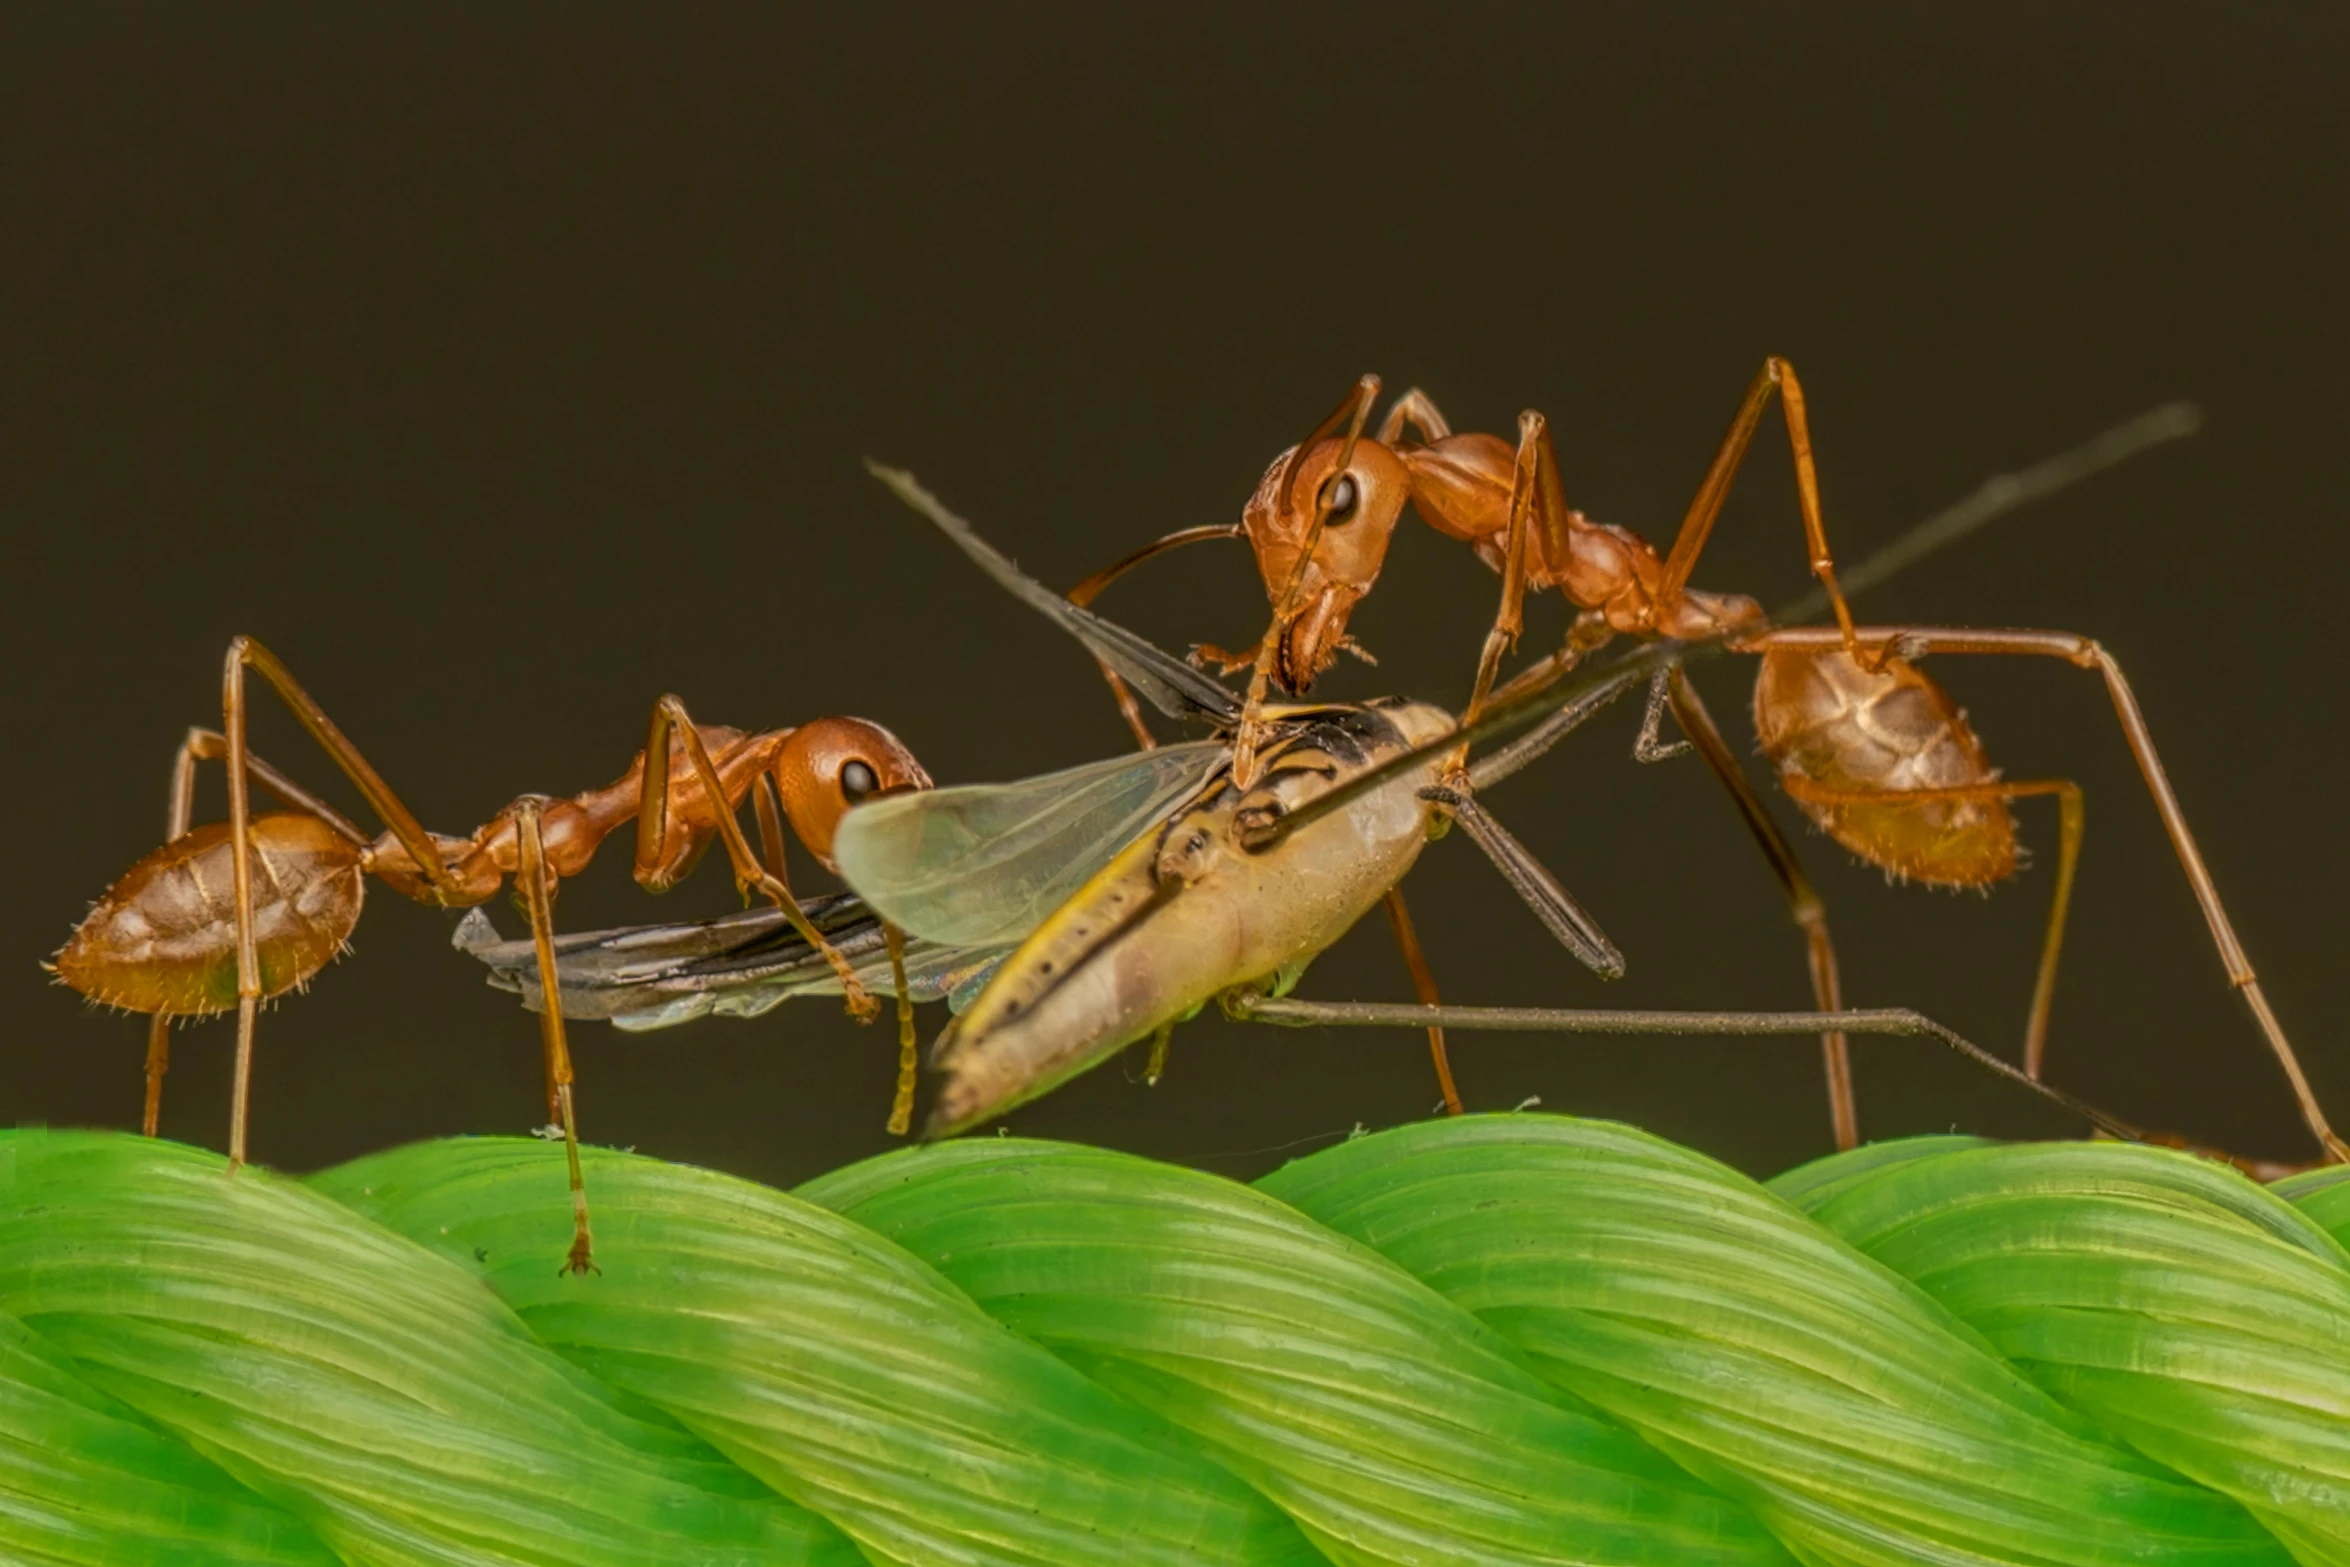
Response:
840,759,879,802
1320,473,1360,526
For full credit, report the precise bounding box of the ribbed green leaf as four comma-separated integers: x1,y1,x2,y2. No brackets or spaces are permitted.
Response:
1261,1113,2287,1567
802,1136,1796,1567
0,1129,853,1567
2279,1166,2350,1244
0,1307,337,1567
320,1136,1318,1567
1783,1139,2350,1566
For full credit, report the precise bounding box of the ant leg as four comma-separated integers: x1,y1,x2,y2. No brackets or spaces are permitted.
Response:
513,798,596,1275
751,774,790,882
1234,377,1383,787
174,729,372,843
139,734,203,1136
1779,773,2080,1086
882,922,918,1136
1663,672,1859,1150
1067,526,1246,750
222,639,456,893
754,761,908,1120
1377,388,1454,445
639,694,881,1022
140,729,378,1137
218,638,458,1167
1463,412,1547,727
140,1019,173,1139
1382,887,1462,1115
1751,624,2345,1163
1656,357,1860,649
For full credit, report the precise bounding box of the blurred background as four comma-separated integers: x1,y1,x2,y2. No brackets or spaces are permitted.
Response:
5,5,2345,1189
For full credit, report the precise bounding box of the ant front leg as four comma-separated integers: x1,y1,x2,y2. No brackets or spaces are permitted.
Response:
637,695,881,1023
1750,624,2345,1164
512,798,597,1275
1656,672,1860,1150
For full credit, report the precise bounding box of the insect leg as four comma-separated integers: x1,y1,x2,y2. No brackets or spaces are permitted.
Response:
752,773,791,882
1661,671,1859,1149
218,637,459,1167
1376,387,1454,445
1779,773,2079,1088
138,728,377,1138
1749,624,2343,1163
883,921,918,1136
638,694,881,1022
1142,1018,1177,1087
1226,994,2145,1144
138,733,203,1136
1462,412,1547,726
513,798,597,1276
1656,357,1860,650
1382,888,1462,1115
1418,785,1624,979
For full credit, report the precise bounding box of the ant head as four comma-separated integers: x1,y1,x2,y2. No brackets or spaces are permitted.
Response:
1241,436,1412,691
773,718,931,871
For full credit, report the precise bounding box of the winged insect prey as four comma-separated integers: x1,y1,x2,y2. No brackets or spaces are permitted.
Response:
462,740,1228,1026
855,464,2153,1147
48,644,931,1272
920,698,1460,1136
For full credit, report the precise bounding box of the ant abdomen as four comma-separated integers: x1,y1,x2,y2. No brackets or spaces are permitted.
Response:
1753,646,2017,887
54,813,365,1017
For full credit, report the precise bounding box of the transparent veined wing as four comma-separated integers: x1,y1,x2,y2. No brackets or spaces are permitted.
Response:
454,901,1010,1027
834,741,1225,947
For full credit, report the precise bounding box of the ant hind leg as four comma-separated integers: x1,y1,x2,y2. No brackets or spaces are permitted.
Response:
1662,672,1859,1150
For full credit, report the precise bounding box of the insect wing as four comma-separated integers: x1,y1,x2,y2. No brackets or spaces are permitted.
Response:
834,740,1224,947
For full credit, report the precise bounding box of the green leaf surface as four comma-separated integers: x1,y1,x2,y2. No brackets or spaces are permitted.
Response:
2280,1166,2350,1245
320,1135,1317,1567
0,1129,852,1567
0,1306,338,1567
1787,1139,2350,1566
803,1136,1796,1567
1259,1114,2289,1567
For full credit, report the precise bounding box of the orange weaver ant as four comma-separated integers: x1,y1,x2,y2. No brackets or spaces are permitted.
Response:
50,637,929,1270
1073,363,2339,1162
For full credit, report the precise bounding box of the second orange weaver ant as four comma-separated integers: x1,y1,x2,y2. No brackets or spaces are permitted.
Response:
1071,363,2338,1162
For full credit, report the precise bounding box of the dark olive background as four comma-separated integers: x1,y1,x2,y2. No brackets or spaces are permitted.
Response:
5,5,2345,1190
